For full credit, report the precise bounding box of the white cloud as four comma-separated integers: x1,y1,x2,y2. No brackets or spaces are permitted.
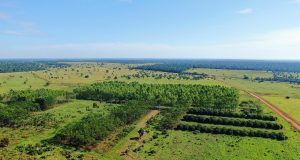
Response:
2,28,300,60
236,8,253,14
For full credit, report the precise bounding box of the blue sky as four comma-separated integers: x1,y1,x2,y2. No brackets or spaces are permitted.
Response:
1,0,300,59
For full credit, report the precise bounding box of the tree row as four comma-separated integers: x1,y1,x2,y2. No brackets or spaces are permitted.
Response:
187,108,277,121
183,115,283,130
176,124,288,140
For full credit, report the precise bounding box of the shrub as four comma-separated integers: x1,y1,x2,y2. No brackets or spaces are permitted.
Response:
0,138,9,148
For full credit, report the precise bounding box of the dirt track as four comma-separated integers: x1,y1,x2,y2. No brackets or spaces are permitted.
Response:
247,92,300,132
219,79,300,132
120,110,160,160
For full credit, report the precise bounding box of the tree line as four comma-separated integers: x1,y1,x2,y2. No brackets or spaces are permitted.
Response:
255,72,300,84
122,71,208,80
187,108,277,121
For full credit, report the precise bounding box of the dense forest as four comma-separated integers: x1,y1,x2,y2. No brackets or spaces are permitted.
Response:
131,59,300,73
0,60,69,73
74,81,239,110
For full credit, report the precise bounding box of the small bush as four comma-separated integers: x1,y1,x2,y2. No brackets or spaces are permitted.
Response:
0,138,9,148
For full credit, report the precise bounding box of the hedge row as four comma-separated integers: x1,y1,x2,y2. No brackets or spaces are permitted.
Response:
183,115,283,130
188,108,277,121
176,124,287,140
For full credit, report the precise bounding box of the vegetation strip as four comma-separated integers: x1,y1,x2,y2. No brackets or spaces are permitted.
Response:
183,115,283,130
176,124,288,140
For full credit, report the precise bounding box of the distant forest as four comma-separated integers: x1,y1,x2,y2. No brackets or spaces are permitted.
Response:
131,60,300,73
0,60,70,73
1,59,300,73
58,59,300,73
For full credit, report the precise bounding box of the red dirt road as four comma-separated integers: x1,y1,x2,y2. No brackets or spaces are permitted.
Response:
247,92,300,132
219,79,300,132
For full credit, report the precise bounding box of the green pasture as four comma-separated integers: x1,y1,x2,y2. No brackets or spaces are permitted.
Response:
190,68,300,124
1,63,300,160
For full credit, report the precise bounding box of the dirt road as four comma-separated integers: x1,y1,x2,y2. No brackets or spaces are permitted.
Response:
247,92,300,131
120,110,160,160
219,79,300,132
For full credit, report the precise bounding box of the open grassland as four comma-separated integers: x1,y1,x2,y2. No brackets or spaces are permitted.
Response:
1,63,300,160
0,62,139,94
263,96,300,124
121,77,225,86
190,68,300,125
0,72,46,94
188,68,273,79
0,63,226,94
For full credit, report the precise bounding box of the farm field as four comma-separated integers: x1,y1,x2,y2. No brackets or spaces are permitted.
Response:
0,62,300,160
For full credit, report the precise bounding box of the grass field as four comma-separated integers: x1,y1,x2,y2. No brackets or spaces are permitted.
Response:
0,72,46,94
1,63,300,160
190,68,300,124
187,68,273,79
263,96,300,124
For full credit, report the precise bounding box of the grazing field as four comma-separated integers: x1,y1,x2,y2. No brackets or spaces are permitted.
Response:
263,96,300,124
187,68,273,79
189,68,300,124
1,62,300,160
0,72,46,94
